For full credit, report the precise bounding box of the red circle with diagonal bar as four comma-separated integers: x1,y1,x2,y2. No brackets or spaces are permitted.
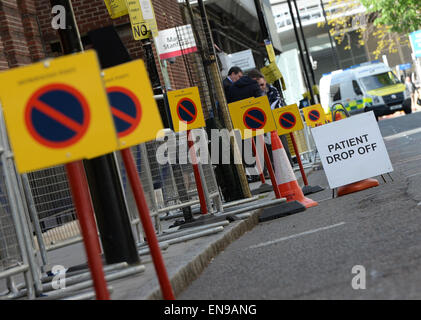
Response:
308,109,321,122
279,111,296,130
25,83,90,149
106,86,142,138
176,97,197,124
243,107,267,130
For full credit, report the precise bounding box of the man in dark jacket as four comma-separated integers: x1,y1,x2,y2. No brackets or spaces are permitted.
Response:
223,66,243,99
248,69,294,167
248,68,286,108
227,74,263,103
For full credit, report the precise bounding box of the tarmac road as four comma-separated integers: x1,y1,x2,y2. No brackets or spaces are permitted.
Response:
178,111,421,300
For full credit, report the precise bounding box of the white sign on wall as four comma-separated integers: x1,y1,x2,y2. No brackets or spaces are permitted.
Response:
311,112,393,189
155,24,197,60
228,49,256,71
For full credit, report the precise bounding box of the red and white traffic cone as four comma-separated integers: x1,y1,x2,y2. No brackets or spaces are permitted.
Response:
270,131,318,208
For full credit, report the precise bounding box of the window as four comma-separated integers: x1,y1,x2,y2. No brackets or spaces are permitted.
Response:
352,80,363,95
331,85,341,101
359,72,400,91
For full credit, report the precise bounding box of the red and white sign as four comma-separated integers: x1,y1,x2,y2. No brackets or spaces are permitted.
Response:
155,24,197,60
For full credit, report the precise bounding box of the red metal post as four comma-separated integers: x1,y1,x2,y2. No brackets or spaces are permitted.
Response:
65,161,110,300
120,148,175,300
260,134,282,199
187,129,208,215
289,132,308,186
251,137,265,184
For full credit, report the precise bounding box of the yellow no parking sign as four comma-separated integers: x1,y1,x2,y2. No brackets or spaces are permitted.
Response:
0,50,118,173
167,87,205,132
228,96,277,139
302,104,327,127
103,60,163,148
272,104,304,135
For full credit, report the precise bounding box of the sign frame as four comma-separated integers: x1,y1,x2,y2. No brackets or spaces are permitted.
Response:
167,86,205,132
0,50,119,173
311,111,393,189
272,104,304,135
228,96,277,139
302,104,327,127
103,59,164,148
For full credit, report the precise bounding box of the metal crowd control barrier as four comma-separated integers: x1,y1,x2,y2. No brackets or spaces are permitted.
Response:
141,132,222,220
0,109,42,299
115,143,160,241
26,166,81,252
289,110,320,168
0,160,35,298
22,128,224,261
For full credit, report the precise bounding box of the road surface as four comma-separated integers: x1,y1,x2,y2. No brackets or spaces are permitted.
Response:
179,111,421,300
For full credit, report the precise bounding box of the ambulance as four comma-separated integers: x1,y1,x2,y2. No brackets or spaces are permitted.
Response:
319,61,412,119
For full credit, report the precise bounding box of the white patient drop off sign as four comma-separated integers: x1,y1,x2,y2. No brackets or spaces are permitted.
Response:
311,111,393,189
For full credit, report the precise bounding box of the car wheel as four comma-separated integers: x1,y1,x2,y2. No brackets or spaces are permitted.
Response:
404,104,412,114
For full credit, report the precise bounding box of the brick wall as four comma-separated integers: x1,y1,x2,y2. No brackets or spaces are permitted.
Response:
0,0,34,68
1,0,203,116
35,0,143,58
2,0,195,87
152,0,191,91
34,0,192,91
0,35,9,70
18,0,46,61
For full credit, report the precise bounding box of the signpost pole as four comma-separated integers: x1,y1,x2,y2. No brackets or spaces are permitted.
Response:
260,134,282,199
251,138,265,184
289,132,308,186
51,3,141,266
65,161,110,300
196,0,252,200
120,148,175,300
187,129,208,215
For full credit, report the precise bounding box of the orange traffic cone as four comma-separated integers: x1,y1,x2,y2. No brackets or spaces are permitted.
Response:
332,113,380,197
337,178,379,197
270,132,318,208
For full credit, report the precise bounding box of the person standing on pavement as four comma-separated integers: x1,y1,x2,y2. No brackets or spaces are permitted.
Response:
223,66,243,99
226,71,263,104
225,70,263,182
405,76,416,111
248,69,286,109
248,69,294,168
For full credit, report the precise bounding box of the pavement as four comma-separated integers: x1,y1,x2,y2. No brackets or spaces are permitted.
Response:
39,169,312,300
176,112,421,300
86,111,421,301
15,110,413,300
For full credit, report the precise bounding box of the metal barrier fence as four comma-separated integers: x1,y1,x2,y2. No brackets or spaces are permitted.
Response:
115,144,160,240
22,128,223,254
117,131,223,243
26,166,81,252
0,109,41,299
284,114,320,168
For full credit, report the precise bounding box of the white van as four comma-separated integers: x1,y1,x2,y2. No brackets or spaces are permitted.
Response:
319,61,412,119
